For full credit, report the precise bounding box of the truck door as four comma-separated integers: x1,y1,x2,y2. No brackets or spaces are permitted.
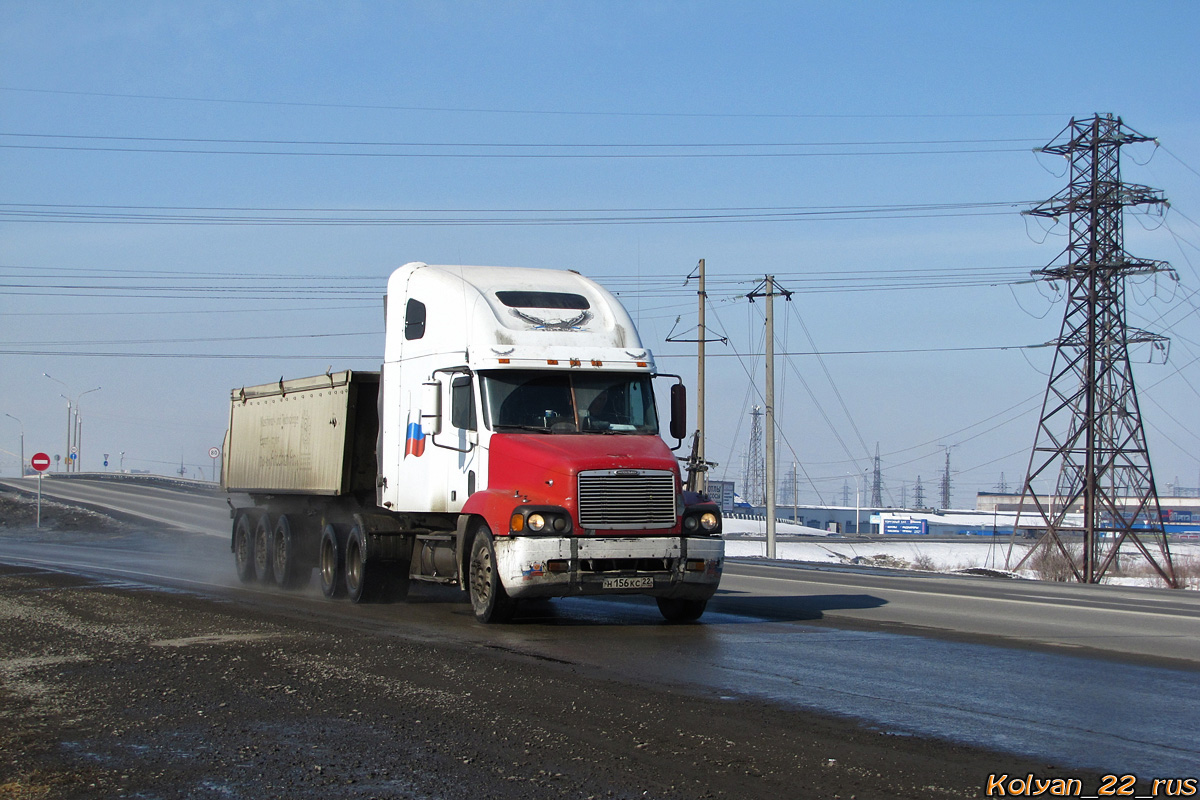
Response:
450,374,482,506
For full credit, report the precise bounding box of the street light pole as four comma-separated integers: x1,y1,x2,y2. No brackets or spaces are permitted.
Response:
76,387,101,472
44,375,100,473
3,414,22,476
851,472,861,535
44,374,71,472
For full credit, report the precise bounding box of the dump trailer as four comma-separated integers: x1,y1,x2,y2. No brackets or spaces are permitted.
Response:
222,262,723,622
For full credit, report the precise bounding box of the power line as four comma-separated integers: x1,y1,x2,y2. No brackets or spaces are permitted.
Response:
656,343,1053,357
0,200,1034,226
0,349,378,360
0,86,1070,120
0,142,1037,159
0,131,1050,148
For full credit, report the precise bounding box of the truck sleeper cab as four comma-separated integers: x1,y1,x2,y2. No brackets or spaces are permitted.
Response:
223,262,723,623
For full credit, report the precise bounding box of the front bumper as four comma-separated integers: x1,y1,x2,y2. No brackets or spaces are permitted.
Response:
494,535,724,601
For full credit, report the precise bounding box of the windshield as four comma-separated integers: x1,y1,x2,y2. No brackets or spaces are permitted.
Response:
481,370,659,434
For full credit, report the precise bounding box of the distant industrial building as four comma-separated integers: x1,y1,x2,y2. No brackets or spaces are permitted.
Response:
713,487,1200,537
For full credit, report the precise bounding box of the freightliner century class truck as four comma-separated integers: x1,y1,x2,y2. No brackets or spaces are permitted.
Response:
222,262,724,623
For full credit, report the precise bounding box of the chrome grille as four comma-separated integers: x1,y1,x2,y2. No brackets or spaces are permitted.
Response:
577,470,677,529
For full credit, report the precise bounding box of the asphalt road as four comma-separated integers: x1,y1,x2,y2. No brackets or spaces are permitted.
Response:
3,475,1200,780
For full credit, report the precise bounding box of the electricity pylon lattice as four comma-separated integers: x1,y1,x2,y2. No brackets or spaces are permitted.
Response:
744,406,765,507
870,443,884,507
1011,114,1178,587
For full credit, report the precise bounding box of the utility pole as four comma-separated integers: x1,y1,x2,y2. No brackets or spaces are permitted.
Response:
697,259,707,495
765,275,777,558
1010,114,1177,586
674,260,726,493
748,276,793,559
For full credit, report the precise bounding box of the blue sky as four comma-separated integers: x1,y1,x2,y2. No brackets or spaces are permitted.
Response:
2,2,1198,504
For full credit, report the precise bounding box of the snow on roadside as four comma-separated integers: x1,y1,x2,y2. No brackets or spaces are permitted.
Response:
721,518,1200,589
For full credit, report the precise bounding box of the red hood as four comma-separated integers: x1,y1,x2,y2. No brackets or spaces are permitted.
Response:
487,433,679,507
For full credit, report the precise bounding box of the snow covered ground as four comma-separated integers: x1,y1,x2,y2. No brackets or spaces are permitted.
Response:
722,518,1200,589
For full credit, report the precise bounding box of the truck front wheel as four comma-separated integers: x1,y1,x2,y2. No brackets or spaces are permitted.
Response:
656,597,707,623
468,527,515,624
319,523,346,599
233,513,256,583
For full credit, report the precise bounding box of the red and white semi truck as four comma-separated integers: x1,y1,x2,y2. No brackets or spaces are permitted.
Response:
222,262,723,622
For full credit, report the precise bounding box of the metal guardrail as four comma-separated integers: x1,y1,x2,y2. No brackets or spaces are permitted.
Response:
30,471,224,494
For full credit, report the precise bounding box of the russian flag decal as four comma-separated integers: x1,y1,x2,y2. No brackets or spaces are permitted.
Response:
405,420,425,457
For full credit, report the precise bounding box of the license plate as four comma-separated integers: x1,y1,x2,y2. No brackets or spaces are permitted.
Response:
602,576,654,590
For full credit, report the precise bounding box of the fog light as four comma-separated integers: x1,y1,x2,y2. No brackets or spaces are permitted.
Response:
548,559,570,573
528,513,546,532
700,512,719,531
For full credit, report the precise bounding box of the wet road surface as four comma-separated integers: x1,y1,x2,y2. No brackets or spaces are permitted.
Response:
0,513,1197,779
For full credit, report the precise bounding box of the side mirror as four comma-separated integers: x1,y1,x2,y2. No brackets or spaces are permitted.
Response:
669,383,687,441
421,381,443,436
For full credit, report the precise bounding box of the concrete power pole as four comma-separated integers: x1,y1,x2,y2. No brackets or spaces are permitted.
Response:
697,259,707,495
748,276,793,560
764,275,776,559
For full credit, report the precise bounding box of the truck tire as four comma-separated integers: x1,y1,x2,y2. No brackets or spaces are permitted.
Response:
656,597,707,623
345,523,384,604
319,522,346,599
468,527,515,623
233,512,256,583
253,513,275,585
271,514,308,590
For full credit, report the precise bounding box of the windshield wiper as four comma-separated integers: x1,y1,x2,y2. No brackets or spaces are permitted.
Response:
493,424,554,434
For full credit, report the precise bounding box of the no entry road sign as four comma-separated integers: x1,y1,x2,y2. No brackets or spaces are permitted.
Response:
30,452,51,472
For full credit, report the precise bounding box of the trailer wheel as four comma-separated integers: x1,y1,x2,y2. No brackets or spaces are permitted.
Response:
656,597,707,623
468,527,515,623
345,523,382,604
272,514,308,590
252,513,275,585
319,523,346,599
232,512,256,583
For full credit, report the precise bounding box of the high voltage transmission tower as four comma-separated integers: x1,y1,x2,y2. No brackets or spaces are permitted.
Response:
914,476,926,508
940,447,952,509
870,443,884,507
744,406,765,507
1010,114,1178,587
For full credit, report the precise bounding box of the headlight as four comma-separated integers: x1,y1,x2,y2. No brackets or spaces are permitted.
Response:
683,515,699,531
527,513,546,532
700,512,719,531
